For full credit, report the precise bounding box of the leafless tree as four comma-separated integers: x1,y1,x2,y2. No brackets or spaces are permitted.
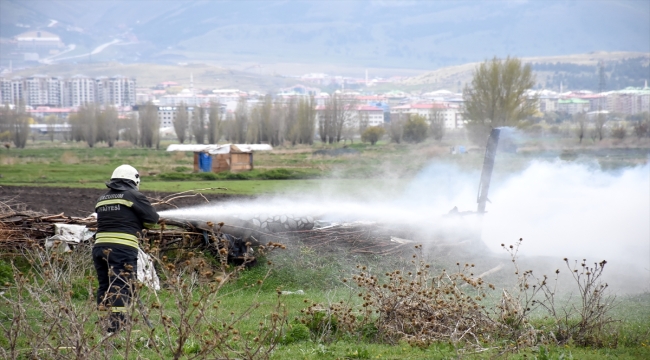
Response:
78,104,98,148
429,108,446,141
45,115,57,142
268,96,284,146
296,96,315,145
575,112,587,143
358,111,369,137
226,97,248,143
139,101,160,149
68,112,83,142
174,103,189,144
247,104,262,144
387,113,405,144
320,93,356,143
632,112,650,138
207,101,222,144
120,113,139,145
98,106,119,147
594,112,607,141
4,103,30,148
0,106,12,143
284,97,299,145
191,105,206,144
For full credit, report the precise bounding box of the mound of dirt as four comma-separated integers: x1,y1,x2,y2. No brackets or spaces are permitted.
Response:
0,185,252,217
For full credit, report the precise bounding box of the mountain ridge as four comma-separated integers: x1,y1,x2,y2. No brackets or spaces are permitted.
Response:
1,0,648,71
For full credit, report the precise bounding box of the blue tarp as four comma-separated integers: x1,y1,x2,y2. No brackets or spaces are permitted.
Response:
198,152,212,172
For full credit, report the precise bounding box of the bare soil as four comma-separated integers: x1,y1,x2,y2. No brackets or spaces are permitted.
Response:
0,185,251,217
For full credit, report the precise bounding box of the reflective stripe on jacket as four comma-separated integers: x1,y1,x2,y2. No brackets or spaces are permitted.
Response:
94,179,159,249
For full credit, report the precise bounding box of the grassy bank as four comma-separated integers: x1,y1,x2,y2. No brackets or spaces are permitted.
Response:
1,137,648,196
1,241,649,359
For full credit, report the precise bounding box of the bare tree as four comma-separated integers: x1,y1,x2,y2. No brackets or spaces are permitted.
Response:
45,115,57,142
341,122,356,144
207,101,222,144
10,103,30,148
296,96,315,145
191,106,206,144
358,111,369,137
120,113,139,145
575,112,587,143
139,101,160,149
226,97,248,143
267,96,284,146
387,113,405,144
429,107,446,141
320,93,356,144
68,112,84,142
0,106,12,143
173,103,189,144
632,112,650,138
78,104,98,148
284,97,299,145
97,106,119,147
594,112,607,141
247,105,262,144
463,56,537,144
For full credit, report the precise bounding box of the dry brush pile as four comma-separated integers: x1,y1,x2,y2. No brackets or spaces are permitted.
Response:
297,240,619,354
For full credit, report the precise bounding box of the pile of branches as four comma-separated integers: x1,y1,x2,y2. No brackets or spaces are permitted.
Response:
276,222,417,256
0,210,252,265
0,211,96,250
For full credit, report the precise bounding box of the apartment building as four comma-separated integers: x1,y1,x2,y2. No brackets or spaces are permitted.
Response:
390,103,463,129
0,74,136,107
0,77,12,104
67,75,95,107
315,104,385,129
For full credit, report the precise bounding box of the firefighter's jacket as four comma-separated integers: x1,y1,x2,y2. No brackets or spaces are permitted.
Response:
94,179,159,249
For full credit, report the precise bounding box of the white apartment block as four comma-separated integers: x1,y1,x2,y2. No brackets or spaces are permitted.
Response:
108,76,136,107
390,103,463,129
0,74,136,108
68,75,95,107
315,104,385,129
0,78,12,104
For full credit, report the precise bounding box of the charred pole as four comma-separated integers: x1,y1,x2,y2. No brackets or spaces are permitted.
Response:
476,128,501,213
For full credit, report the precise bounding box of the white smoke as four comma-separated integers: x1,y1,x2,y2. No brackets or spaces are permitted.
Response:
160,157,650,293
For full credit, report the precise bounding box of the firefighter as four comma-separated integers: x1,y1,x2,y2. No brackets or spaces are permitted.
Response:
92,164,159,333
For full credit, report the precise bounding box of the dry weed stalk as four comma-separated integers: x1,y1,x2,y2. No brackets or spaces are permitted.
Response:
500,238,617,349
302,245,498,350
0,234,288,360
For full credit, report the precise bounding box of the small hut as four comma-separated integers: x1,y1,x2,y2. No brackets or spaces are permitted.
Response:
166,144,273,173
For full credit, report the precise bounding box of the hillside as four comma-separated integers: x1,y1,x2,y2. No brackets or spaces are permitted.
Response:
402,52,650,92
8,52,648,93
1,0,648,73
9,62,297,91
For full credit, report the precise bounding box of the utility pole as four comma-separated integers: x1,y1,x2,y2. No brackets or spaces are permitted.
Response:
596,61,607,141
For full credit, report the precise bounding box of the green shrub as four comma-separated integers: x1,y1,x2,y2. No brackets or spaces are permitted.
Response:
174,166,191,172
262,168,291,180
0,259,12,286
403,115,428,143
361,126,385,145
282,323,311,344
158,172,193,181
197,172,219,180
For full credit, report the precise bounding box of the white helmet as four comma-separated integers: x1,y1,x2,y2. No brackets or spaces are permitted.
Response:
111,164,140,187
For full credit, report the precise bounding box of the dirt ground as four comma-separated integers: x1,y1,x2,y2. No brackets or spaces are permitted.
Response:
0,185,250,217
